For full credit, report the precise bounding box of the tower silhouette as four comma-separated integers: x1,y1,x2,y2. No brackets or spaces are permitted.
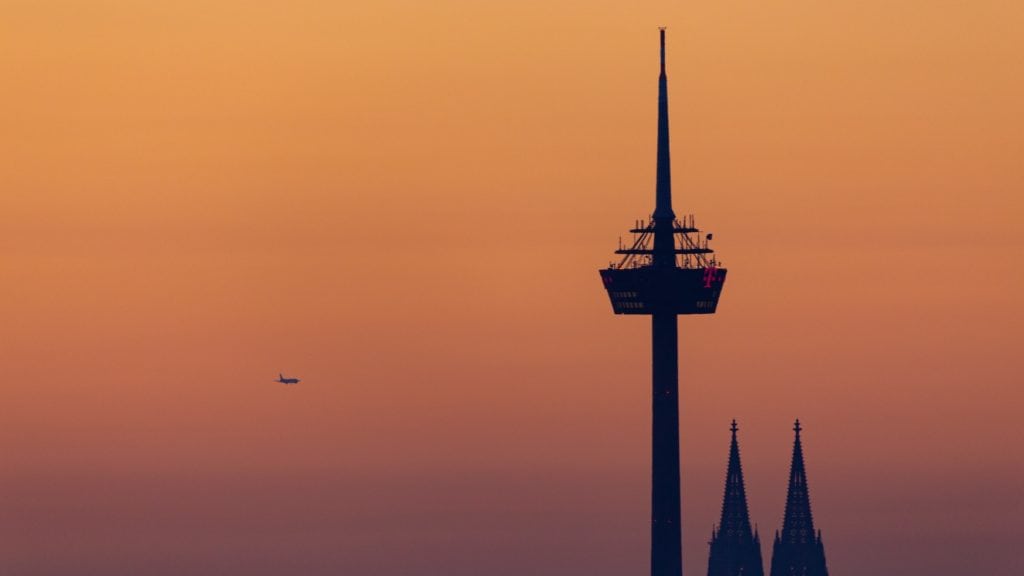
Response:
707,420,764,576
769,420,829,576
599,30,728,576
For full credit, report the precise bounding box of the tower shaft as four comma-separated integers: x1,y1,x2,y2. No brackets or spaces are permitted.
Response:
651,311,681,576
650,28,682,576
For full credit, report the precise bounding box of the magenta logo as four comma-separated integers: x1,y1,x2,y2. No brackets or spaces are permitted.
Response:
702,266,718,288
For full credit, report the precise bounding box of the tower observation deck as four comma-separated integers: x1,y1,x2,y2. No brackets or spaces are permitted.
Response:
598,30,728,576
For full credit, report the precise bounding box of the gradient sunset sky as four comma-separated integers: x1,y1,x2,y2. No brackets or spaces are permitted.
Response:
2,1,1022,575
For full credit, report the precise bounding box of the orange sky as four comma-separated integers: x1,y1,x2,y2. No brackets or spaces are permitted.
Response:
2,2,1023,575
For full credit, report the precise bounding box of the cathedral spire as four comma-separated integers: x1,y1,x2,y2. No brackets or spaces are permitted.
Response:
719,420,754,540
769,420,829,576
707,420,764,576
780,419,814,544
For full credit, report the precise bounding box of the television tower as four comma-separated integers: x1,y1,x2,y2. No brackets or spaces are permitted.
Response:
599,29,728,576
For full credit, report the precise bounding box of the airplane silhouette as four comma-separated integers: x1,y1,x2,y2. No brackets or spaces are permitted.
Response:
275,373,300,385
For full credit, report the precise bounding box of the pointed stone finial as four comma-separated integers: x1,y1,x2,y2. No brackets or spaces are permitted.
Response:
731,419,739,435
794,419,802,436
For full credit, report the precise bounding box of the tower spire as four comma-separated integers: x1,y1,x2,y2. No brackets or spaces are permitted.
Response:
769,420,829,576
660,26,667,76
707,420,764,576
653,27,676,267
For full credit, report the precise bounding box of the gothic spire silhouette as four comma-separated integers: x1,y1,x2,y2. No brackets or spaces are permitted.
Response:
769,420,828,576
707,420,764,576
